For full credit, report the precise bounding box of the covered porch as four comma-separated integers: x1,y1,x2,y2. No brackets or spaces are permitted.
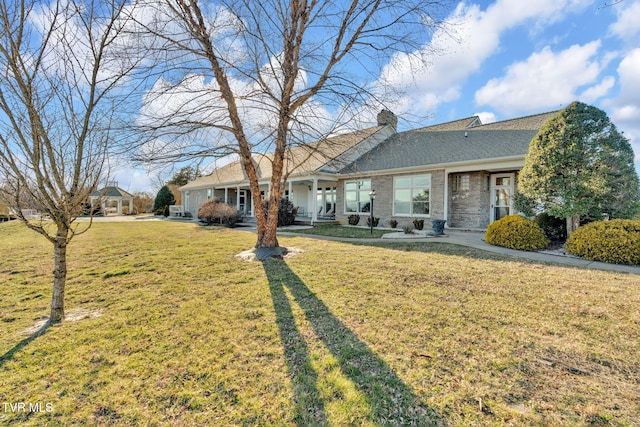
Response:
204,177,338,224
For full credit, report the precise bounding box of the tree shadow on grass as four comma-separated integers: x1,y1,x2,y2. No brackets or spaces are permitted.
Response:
263,258,442,426
0,321,51,368
351,240,515,263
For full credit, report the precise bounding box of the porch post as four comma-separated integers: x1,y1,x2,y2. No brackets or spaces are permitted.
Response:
288,180,292,199
311,178,318,224
236,186,240,211
224,188,228,204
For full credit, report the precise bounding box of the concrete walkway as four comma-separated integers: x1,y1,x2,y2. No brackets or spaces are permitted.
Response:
75,215,162,222
278,228,640,275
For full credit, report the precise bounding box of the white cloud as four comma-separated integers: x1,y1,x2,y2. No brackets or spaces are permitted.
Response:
112,169,154,193
474,111,497,124
474,41,611,114
376,0,595,118
580,76,616,103
614,48,640,105
609,0,640,41
606,49,640,164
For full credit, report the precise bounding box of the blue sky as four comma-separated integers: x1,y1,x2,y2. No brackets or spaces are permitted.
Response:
114,0,640,193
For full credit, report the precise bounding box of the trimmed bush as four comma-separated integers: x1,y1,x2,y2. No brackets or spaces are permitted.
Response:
565,219,640,265
535,212,567,242
485,215,548,251
198,200,240,226
366,216,379,227
389,219,398,229
413,219,424,230
263,198,297,227
348,214,360,225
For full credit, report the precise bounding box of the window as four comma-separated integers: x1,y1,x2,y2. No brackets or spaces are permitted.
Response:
319,187,336,215
344,180,371,213
453,174,470,192
394,175,431,216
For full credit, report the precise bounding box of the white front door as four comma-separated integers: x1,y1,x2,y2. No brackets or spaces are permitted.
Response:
490,173,515,223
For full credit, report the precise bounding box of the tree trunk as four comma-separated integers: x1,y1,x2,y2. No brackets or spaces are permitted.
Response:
566,215,580,236
251,183,271,248
255,185,282,249
253,148,285,249
50,229,69,323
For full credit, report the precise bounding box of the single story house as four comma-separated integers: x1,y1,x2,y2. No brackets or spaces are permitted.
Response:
179,110,398,221
180,109,558,229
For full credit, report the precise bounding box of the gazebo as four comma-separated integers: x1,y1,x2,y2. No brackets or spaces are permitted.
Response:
90,182,134,215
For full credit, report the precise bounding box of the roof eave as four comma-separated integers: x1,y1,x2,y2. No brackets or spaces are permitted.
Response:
339,155,526,178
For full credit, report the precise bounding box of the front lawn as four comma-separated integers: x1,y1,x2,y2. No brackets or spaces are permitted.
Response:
290,224,387,238
1,221,639,425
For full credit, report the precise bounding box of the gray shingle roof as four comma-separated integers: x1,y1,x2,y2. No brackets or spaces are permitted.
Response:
90,186,134,198
180,125,388,190
341,111,559,173
412,116,481,131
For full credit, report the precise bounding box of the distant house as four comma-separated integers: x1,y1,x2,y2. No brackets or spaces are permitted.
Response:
90,182,134,215
180,110,558,229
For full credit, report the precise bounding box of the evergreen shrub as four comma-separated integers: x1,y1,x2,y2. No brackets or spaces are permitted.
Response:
366,217,379,227
153,185,175,213
535,212,567,242
485,214,548,251
348,214,360,225
263,198,297,227
565,219,640,265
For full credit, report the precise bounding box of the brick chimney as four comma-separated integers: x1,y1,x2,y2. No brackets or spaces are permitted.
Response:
377,109,397,130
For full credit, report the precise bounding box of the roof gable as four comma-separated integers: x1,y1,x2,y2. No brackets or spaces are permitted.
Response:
412,116,481,132
91,186,134,198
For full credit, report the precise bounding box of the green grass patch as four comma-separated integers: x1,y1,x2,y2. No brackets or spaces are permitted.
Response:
291,224,387,238
1,220,639,425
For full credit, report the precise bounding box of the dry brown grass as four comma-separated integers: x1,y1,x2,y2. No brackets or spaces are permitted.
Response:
1,220,638,425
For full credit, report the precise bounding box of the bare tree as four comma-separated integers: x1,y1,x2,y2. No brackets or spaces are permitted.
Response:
0,0,140,322
132,191,155,214
132,0,454,250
